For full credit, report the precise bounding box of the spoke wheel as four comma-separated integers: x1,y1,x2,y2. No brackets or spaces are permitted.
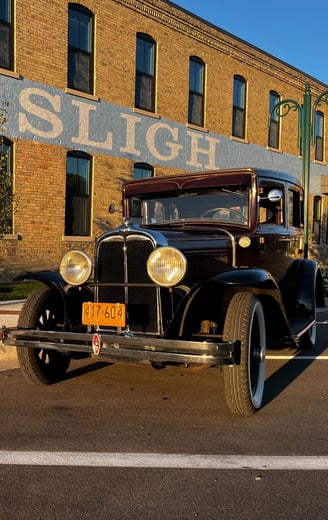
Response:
17,288,70,385
223,292,266,416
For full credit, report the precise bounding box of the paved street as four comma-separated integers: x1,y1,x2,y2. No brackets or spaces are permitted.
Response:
0,309,327,519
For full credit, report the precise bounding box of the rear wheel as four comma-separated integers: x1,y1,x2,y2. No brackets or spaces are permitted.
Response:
298,300,317,350
17,287,70,385
223,292,266,416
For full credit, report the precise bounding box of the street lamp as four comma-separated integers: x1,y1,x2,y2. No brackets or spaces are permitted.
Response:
269,83,328,258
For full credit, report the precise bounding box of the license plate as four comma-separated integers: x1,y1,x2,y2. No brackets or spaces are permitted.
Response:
82,302,126,327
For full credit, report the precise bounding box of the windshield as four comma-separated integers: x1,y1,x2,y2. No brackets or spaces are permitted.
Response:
129,185,249,225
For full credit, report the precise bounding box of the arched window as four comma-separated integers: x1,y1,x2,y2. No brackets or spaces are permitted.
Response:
232,75,246,139
65,151,92,236
188,56,205,127
135,33,156,112
133,163,153,179
0,137,14,234
0,0,13,70
268,90,280,149
68,4,94,94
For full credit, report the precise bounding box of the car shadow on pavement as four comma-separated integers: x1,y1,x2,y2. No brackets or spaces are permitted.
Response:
63,360,110,381
262,341,327,407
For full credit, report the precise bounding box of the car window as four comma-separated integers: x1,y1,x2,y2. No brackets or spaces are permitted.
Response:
259,182,284,226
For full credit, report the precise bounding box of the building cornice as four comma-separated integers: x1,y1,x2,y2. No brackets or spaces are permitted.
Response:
115,0,327,93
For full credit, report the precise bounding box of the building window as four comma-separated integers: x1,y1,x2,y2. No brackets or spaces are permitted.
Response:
134,163,153,179
65,152,92,236
0,0,13,70
315,111,324,162
268,91,280,149
0,137,13,234
135,33,156,112
312,195,322,243
68,4,94,94
188,56,205,127
232,75,246,139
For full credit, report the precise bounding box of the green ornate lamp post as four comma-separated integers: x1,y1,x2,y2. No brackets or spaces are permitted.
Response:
269,83,328,258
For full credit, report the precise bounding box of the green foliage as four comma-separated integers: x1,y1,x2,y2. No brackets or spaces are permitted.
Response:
0,102,17,239
0,281,44,301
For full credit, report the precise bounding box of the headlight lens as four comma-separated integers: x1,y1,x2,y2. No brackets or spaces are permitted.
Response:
147,247,187,287
60,249,92,286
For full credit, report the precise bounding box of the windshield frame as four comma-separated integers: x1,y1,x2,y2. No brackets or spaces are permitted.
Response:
128,185,250,227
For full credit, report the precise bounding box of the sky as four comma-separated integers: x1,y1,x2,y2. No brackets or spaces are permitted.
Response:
171,0,328,86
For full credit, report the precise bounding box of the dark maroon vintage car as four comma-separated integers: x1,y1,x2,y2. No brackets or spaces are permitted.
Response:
3,168,325,415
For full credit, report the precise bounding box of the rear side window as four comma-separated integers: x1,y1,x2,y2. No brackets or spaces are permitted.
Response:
288,188,302,228
259,182,284,226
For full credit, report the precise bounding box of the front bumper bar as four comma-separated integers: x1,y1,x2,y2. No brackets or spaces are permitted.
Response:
2,328,240,366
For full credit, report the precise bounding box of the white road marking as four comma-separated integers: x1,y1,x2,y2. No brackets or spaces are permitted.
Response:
266,355,328,360
0,451,328,470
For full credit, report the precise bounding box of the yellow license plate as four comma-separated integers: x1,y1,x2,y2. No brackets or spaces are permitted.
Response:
82,302,126,327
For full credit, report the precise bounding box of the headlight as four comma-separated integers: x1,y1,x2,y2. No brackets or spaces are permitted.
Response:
147,247,187,287
60,249,92,286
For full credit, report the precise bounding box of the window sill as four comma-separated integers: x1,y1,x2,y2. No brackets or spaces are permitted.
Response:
186,123,209,133
267,146,282,154
230,135,249,144
0,68,20,79
62,236,95,242
314,159,326,165
1,234,21,240
65,88,99,102
133,107,160,119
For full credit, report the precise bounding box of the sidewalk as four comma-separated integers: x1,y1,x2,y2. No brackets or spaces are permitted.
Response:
0,300,25,370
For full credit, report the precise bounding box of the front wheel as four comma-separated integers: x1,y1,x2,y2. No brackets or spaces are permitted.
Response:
223,292,266,416
16,287,71,385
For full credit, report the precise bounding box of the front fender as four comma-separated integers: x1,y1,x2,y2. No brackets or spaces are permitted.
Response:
14,270,93,329
166,268,289,340
14,270,66,293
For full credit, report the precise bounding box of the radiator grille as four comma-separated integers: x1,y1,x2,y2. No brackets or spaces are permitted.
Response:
96,233,160,334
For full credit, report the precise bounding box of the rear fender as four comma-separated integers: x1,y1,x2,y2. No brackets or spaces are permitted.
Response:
281,259,325,319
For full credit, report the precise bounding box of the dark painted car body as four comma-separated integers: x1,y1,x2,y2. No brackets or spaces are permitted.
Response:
3,168,325,414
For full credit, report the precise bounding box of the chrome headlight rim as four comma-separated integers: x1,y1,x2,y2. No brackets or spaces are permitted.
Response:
147,246,187,287
59,249,92,286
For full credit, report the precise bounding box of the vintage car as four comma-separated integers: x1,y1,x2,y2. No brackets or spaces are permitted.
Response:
3,168,325,416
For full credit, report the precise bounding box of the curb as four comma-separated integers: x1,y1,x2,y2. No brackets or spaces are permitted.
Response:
0,302,23,370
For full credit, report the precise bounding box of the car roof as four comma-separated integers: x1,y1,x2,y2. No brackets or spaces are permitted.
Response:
123,168,301,197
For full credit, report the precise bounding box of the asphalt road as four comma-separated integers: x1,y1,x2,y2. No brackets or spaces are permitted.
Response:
0,313,327,520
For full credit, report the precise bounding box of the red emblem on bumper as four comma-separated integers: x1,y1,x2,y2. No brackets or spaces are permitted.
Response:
92,333,101,355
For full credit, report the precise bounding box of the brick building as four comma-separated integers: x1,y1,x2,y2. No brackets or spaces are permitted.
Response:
1,0,328,279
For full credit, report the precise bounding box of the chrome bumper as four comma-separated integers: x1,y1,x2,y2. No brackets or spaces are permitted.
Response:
2,328,240,366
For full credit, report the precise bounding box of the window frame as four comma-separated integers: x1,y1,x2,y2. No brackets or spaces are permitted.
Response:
0,0,13,71
68,3,94,94
315,110,324,162
188,56,205,127
133,162,154,180
65,151,92,237
268,90,280,149
232,75,247,139
135,33,156,113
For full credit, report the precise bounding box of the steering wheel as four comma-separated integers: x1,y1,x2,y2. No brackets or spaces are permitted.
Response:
201,207,245,221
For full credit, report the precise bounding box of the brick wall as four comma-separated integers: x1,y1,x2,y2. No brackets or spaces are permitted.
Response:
1,0,328,279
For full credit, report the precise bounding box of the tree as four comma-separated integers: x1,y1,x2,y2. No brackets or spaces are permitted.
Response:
0,102,17,239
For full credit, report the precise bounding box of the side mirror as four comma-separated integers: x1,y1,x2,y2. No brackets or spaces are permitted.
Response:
267,189,283,203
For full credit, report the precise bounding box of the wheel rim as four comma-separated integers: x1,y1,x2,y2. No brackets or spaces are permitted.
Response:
249,300,266,408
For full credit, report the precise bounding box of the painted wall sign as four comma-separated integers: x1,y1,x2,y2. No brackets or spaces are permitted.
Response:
1,74,326,192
